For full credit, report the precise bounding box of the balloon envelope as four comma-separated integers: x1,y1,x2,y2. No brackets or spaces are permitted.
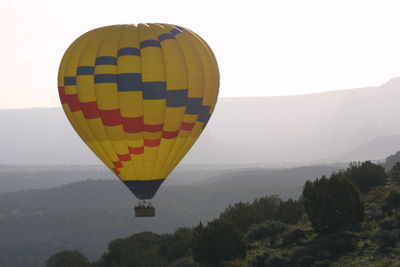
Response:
58,24,219,200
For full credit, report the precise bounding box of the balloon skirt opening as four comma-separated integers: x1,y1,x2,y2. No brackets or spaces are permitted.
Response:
123,179,165,200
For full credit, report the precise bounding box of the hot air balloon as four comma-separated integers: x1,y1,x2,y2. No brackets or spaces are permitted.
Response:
57,24,219,217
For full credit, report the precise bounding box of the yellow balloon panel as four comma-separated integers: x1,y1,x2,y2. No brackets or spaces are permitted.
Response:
58,24,219,199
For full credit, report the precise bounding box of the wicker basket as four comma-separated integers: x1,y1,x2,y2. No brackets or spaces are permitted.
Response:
134,206,155,217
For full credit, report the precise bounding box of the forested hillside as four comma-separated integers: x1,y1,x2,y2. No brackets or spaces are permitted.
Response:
0,164,341,267
47,159,400,266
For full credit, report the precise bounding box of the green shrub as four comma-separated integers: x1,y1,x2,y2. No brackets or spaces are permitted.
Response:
264,255,289,267
296,255,316,267
46,250,90,267
252,195,282,221
219,201,263,232
385,191,400,209
275,198,304,224
315,250,330,261
191,220,247,266
379,218,397,230
168,257,197,267
377,230,399,248
219,195,304,234
101,232,167,267
322,231,358,254
388,161,400,180
345,161,387,193
160,228,192,262
252,251,271,267
282,229,307,245
246,220,287,241
291,231,357,263
312,260,332,267
302,174,364,234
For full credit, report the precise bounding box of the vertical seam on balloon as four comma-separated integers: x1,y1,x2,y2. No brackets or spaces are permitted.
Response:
101,25,132,179
174,28,208,170
138,23,145,181
59,35,95,162
93,26,130,179
88,27,125,173
74,27,116,171
157,24,190,177
144,23,167,180
188,29,220,114
149,23,175,180
148,23,165,180
164,26,208,175
63,28,119,173
116,25,138,180
188,29,218,126
161,25,199,176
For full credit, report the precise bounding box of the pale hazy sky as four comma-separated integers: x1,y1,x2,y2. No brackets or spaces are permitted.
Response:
2,0,400,109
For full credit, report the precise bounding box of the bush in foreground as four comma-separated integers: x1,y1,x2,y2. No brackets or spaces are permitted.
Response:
46,250,90,267
191,219,247,266
302,174,364,234
345,161,387,193
246,220,287,241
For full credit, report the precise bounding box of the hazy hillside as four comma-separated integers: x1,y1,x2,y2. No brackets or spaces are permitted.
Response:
207,78,400,164
0,165,112,192
0,164,341,267
0,163,288,193
1,78,400,165
341,135,400,161
51,164,400,267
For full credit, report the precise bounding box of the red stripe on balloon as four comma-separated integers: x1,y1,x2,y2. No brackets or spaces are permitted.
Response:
67,94,81,112
118,153,131,161
162,130,179,139
112,167,120,175
113,161,123,168
100,109,122,126
129,146,144,154
122,117,143,133
144,139,160,147
80,101,100,119
144,124,163,132
58,94,189,139
181,122,195,130
58,87,68,104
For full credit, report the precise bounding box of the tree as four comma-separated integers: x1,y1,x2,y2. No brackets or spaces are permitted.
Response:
389,162,400,182
252,195,282,221
159,228,192,262
191,220,247,266
46,250,90,267
101,232,166,267
275,198,304,224
302,174,364,234
217,196,303,233
219,201,263,232
246,220,287,241
383,190,400,215
345,161,387,193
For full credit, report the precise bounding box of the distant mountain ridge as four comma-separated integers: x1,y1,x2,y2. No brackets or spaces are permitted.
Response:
341,135,400,161
2,78,400,165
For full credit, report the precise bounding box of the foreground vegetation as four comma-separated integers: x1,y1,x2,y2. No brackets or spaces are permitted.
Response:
47,159,400,266
0,165,343,267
